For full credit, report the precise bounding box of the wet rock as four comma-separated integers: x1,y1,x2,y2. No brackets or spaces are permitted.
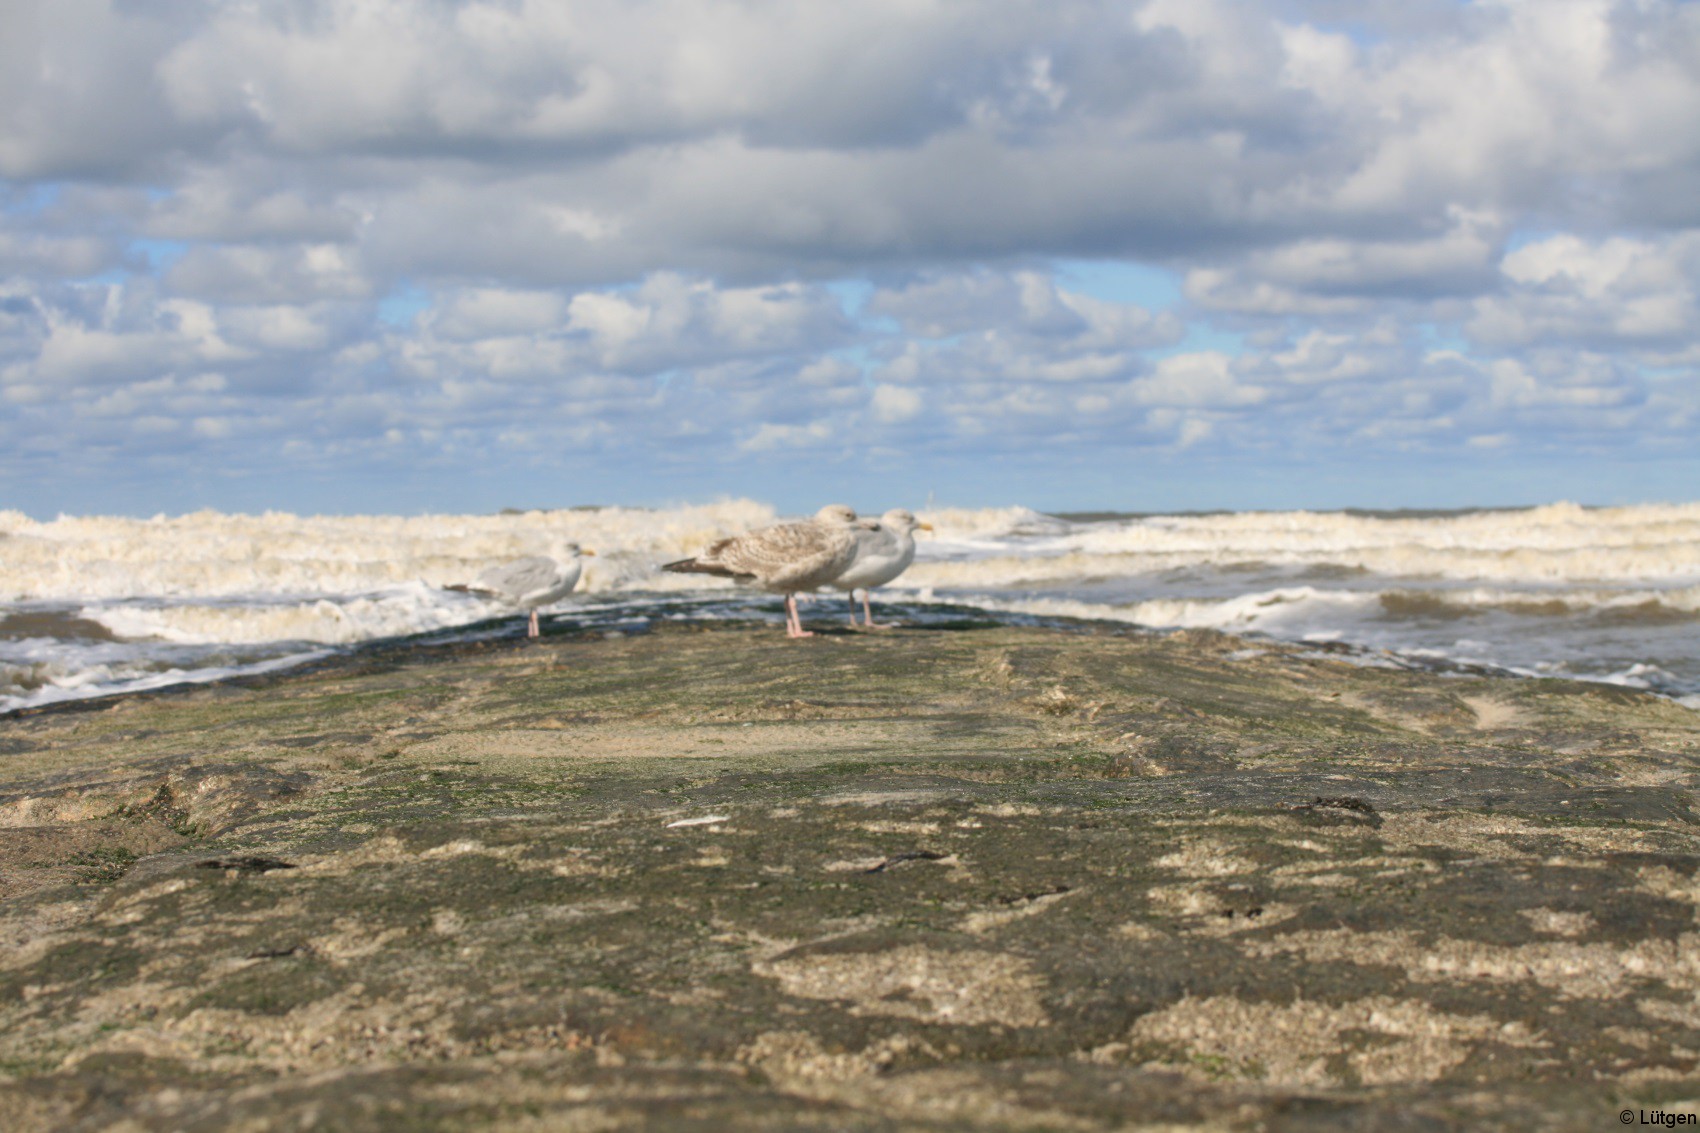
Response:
1,621,1697,1129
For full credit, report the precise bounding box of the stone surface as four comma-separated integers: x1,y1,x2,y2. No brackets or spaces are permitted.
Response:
1,619,1699,1130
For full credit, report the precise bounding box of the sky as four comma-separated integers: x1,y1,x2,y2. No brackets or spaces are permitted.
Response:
1,0,1697,517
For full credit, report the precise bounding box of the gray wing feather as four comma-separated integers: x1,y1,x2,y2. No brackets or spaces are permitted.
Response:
473,556,561,602
832,523,914,590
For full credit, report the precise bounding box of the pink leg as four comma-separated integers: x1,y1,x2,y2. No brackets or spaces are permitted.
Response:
785,593,815,638
862,590,892,630
847,592,860,626
528,609,540,637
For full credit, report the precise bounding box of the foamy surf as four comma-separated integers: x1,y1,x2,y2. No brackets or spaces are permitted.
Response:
0,629,334,713
0,500,778,602
3,498,1698,713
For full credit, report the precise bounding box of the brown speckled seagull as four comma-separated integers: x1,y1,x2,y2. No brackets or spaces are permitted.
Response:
661,505,861,638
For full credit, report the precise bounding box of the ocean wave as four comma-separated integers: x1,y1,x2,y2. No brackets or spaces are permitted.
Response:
0,636,331,713
3,498,1698,711
917,587,1378,635
0,500,779,603
920,505,1700,584
5,499,1698,607
921,581,1700,634
82,584,489,646
913,504,1068,548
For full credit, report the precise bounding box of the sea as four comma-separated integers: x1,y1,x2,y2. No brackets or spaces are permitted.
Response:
3,500,1698,715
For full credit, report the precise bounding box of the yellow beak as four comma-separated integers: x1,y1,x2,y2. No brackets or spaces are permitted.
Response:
582,549,597,556
917,523,934,532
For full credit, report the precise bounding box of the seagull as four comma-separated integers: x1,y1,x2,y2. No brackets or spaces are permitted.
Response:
832,509,932,628
661,505,861,638
447,545,594,638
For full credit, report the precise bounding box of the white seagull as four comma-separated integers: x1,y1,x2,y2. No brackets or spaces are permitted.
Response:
832,509,932,628
661,505,861,638
448,545,595,638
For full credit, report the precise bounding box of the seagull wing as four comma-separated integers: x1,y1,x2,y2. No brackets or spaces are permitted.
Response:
716,522,855,590
472,556,562,604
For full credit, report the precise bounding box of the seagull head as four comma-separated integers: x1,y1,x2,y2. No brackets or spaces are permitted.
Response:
882,509,932,534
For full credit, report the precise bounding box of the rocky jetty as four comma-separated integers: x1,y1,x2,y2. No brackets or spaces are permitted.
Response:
2,620,1698,1130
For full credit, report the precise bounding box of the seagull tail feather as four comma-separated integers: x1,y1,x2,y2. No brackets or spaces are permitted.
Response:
660,558,737,577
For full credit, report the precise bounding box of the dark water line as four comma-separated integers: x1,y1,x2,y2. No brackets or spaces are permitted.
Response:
6,588,1697,722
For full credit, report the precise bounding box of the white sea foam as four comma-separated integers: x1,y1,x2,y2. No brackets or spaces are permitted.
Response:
916,587,1378,636
83,585,488,646
0,500,779,603
919,500,1700,585
0,635,332,713
2,498,1697,711
4,499,1697,605
915,505,1069,548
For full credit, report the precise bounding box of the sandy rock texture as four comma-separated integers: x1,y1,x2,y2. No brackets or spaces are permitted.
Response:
1,620,1698,1130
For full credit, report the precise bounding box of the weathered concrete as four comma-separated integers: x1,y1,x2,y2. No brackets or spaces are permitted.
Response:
2,620,1699,1130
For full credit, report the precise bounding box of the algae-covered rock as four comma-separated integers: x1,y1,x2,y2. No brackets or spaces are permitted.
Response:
2,620,1698,1130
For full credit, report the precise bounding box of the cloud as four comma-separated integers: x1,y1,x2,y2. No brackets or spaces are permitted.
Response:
871,383,923,424
1468,232,1700,358
0,1,200,180
406,272,850,379
0,0,1695,512
0,229,117,279
737,419,836,454
1287,0,1700,218
430,287,570,341
1134,352,1266,408
165,243,372,304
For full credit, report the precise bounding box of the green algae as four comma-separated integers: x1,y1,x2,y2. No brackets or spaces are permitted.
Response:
1,621,1698,1130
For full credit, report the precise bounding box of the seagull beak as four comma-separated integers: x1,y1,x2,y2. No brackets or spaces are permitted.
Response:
582,549,597,556
917,523,934,532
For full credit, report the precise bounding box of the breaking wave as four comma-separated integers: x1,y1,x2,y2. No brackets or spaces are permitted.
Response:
2,498,1698,712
